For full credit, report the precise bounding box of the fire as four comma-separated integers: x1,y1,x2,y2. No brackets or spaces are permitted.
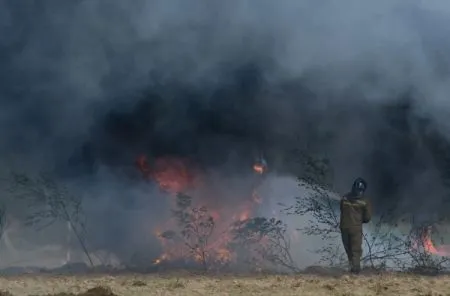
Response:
137,156,197,193
253,164,265,174
418,226,450,257
136,154,267,267
238,210,250,221
253,158,267,175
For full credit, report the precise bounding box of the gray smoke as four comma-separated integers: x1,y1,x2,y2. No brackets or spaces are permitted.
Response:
1,0,450,267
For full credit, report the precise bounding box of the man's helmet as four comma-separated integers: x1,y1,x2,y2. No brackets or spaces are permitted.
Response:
352,177,367,196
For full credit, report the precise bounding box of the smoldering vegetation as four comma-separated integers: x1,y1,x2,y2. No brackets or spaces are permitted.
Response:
0,0,450,270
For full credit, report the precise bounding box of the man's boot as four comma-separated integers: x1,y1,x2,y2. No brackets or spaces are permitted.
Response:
347,256,353,271
350,258,361,274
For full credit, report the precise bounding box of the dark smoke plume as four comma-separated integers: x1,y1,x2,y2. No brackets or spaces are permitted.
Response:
2,0,450,265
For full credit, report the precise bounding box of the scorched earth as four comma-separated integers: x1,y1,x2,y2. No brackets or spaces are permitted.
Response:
0,272,449,296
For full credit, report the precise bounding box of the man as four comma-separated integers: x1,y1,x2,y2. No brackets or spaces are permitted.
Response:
339,177,372,274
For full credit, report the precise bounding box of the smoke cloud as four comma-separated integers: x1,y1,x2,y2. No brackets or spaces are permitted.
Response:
1,0,450,267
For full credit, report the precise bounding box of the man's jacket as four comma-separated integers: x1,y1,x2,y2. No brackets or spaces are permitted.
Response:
339,193,372,229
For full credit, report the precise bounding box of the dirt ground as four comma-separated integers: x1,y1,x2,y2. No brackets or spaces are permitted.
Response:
0,272,448,296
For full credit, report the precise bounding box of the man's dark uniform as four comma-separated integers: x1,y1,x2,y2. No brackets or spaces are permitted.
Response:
339,178,372,273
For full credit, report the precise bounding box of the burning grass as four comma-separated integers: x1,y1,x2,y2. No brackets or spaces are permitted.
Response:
0,272,450,296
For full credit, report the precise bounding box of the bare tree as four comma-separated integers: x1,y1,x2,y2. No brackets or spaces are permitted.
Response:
283,183,344,267
230,217,299,272
8,172,94,266
158,193,300,273
159,193,216,271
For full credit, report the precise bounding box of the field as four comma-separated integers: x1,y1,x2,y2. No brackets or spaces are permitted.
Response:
0,271,449,296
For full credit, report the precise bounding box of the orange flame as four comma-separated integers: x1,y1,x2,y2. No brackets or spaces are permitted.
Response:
136,154,268,266
253,163,266,174
137,155,197,193
418,227,450,257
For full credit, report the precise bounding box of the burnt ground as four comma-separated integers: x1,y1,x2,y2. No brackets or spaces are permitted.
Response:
0,264,448,295
0,271,449,296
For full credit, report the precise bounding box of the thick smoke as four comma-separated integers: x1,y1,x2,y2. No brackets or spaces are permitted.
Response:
2,0,450,267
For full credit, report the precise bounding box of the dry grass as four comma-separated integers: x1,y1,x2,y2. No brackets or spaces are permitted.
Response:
0,272,449,296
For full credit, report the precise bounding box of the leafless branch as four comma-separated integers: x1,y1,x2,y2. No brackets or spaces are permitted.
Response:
8,172,94,266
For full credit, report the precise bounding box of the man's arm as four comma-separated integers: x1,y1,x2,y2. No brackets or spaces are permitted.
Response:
362,199,372,223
